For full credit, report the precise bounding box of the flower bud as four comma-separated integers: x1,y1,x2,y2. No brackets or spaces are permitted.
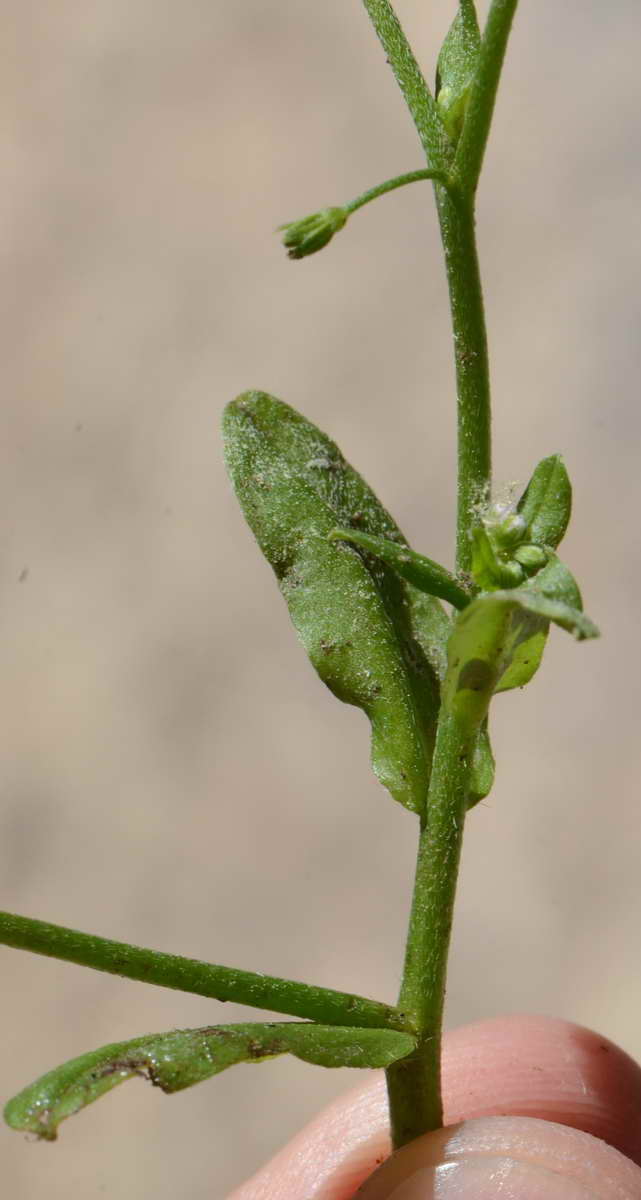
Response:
492,511,528,550
279,207,347,260
513,543,548,572
496,559,526,588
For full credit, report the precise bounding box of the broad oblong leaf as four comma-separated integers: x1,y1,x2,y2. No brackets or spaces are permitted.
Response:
517,454,572,549
435,0,481,142
5,1022,415,1141
444,586,598,733
223,391,448,815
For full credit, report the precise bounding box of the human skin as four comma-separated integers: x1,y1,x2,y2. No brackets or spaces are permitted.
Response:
229,1015,641,1199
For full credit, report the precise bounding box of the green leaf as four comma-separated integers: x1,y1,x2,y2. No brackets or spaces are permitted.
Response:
330,527,471,611
493,553,585,693
435,1,481,142
467,721,495,808
4,1023,416,1141
223,391,448,815
517,454,572,550
527,551,581,608
405,579,452,687
444,585,598,732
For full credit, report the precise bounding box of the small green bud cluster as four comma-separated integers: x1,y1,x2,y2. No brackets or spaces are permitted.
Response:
279,207,347,260
471,500,548,591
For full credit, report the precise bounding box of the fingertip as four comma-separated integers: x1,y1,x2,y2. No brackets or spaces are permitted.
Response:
356,1115,641,1199
442,1015,641,1166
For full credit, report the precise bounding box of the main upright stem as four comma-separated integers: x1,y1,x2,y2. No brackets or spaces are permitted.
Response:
386,194,489,1145
436,188,491,575
362,0,519,1151
386,712,472,1143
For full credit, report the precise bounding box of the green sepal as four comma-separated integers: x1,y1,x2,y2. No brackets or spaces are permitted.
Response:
443,581,598,733
223,391,448,815
330,527,471,610
517,454,572,550
435,1,481,142
4,1022,416,1141
467,721,495,808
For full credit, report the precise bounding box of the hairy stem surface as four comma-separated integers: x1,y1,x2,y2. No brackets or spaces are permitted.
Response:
0,911,408,1031
436,187,491,573
386,712,472,1144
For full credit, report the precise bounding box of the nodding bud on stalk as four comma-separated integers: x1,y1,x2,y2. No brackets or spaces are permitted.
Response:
278,207,347,259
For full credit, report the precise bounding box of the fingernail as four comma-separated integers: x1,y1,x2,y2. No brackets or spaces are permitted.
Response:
373,1155,598,1198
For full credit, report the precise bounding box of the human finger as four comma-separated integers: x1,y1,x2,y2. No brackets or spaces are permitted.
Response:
229,1015,641,1199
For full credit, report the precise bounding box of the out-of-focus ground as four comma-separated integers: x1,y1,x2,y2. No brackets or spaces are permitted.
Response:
2,2,640,1196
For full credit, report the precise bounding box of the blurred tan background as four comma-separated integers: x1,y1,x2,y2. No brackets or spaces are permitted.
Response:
1,1,640,1196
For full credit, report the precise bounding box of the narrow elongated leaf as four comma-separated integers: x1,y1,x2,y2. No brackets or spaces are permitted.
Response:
5,1023,416,1141
517,454,572,549
223,391,448,814
436,0,481,141
444,586,598,732
330,527,470,610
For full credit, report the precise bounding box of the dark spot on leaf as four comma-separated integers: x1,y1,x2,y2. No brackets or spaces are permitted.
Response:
458,658,493,692
247,1040,265,1059
95,1058,149,1082
252,472,272,490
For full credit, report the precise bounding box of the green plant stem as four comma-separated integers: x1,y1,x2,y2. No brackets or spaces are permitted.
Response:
385,710,472,1145
0,911,408,1032
345,169,449,215
454,0,520,194
435,186,491,573
361,0,522,1150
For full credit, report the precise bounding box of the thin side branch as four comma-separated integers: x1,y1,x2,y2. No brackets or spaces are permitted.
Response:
0,911,409,1031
